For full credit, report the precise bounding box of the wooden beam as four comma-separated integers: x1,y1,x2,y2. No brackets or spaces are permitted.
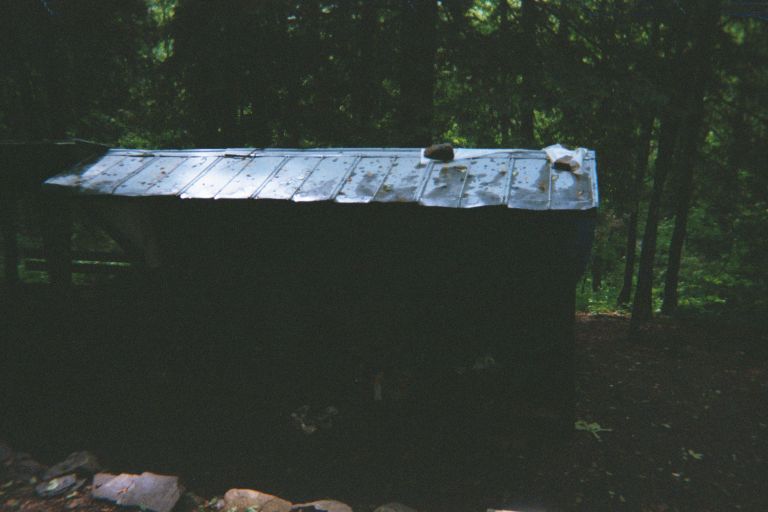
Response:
0,195,19,285
41,196,72,289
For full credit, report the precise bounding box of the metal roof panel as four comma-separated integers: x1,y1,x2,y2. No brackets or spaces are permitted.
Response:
335,156,393,203
458,156,512,208
113,156,188,196
293,156,358,202
145,156,219,196
372,157,426,203
44,148,598,210
214,156,287,199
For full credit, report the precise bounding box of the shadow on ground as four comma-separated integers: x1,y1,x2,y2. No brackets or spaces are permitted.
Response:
1,282,767,511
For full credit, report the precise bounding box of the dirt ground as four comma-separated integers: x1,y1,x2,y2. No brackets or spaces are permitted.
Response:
1,285,767,512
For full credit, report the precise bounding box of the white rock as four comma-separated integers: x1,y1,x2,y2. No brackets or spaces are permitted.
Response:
293,499,354,512
373,503,417,512
92,471,182,512
223,488,293,512
373,501,416,512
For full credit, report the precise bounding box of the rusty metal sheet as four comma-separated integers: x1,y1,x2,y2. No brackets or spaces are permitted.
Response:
180,157,252,199
372,157,425,203
419,161,471,208
293,156,358,202
458,157,512,208
549,158,597,210
113,157,188,196
507,158,551,210
256,156,320,200
334,157,393,203
144,156,218,196
214,156,287,199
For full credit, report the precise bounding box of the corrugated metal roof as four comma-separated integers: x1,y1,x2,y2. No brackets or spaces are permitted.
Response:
44,148,598,210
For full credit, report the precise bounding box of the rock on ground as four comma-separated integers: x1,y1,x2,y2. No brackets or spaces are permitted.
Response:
43,451,101,480
223,488,293,512
293,499,354,512
373,503,417,512
92,471,182,512
10,452,46,480
0,441,13,464
34,473,84,498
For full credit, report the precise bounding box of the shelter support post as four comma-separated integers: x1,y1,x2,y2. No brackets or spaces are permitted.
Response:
517,278,576,438
0,194,19,285
42,195,72,290
544,285,576,437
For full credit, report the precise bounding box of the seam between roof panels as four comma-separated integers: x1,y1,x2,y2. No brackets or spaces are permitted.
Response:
250,156,290,199
547,161,553,210
136,157,189,195
104,156,158,194
329,156,362,200
50,152,109,187
370,157,398,200
289,157,326,201
455,160,477,208
415,161,436,204
110,156,168,194
176,157,223,197
501,156,516,206
206,157,255,198
72,155,126,189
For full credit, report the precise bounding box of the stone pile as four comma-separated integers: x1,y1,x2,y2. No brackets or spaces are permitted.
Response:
1,440,432,512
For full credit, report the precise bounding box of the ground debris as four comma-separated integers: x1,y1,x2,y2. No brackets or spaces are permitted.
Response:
35,473,84,498
9,452,46,480
44,451,101,480
290,405,339,434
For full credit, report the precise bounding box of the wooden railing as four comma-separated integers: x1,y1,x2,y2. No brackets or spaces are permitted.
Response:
21,249,133,276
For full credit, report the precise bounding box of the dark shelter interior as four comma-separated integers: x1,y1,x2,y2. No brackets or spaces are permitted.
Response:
1,143,595,505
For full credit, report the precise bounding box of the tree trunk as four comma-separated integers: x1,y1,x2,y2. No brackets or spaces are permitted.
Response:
352,0,377,143
519,0,536,147
617,114,655,306
397,0,438,147
661,177,693,314
630,110,680,331
661,1,721,315
1,195,19,285
591,256,602,292
498,0,513,146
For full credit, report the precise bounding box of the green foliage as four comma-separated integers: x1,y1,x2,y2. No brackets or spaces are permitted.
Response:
1,0,766,320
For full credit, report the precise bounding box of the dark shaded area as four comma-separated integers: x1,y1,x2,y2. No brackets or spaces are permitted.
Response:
2,300,767,511
3,0,767,321
1,1,768,510
1,191,595,507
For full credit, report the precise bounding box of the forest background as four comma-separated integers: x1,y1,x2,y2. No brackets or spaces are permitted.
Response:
2,0,767,328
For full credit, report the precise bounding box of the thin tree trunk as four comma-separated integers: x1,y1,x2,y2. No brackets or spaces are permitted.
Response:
1,195,19,285
630,110,680,331
629,6,695,334
498,0,513,146
352,0,377,142
661,176,693,314
617,114,655,306
591,257,602,292
661,1,721,314
617,211,639,304
397,0,438,146
519,0,536,147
